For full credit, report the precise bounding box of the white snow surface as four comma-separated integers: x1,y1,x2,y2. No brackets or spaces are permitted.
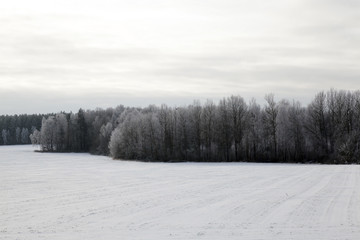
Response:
1,145,360,240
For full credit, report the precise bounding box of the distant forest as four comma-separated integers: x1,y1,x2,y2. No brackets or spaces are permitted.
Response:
0,114,49,145
2,89,360,164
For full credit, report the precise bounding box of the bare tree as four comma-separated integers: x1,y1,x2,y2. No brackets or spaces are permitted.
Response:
189,101,202,161
263,94,278,161
288,101,306,162
305,91,329,161
217,98,232,161
176,107,190,161
245,99,262,161
227,95,247,161
201,100,216,161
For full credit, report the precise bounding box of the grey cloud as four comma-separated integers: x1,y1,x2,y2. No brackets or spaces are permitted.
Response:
1,0,360,114
4,35,157,65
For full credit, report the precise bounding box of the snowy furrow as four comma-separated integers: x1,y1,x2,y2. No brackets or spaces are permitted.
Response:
1,145,359,240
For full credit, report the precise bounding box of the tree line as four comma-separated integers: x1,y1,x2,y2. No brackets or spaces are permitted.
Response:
0,114,48,145
26,89,360,164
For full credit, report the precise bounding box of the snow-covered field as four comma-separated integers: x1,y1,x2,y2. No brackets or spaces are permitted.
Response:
1,145,359,240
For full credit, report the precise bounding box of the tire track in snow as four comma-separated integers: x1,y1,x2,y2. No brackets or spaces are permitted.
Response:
1,146,360,240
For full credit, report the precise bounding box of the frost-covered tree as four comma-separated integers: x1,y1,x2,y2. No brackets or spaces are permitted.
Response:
139,106,161,160
245,99,262,161
217,98,232,161
2,129,9,145
201,100,216,161
157,105,174,160
188,101,202,161
109,109,142,159
109,127,122,159
77,109,88,152
15,127,21,144
305,91,329,161
287,101,306,162
21,128,30,144
30,129,41,145
227,95,247,161
263,94,278,161
39,113,68,151
276,99,291,162
98,122,113,155
15,88,360,164
54,113,68,151
40,116,56,151
176,107,190,160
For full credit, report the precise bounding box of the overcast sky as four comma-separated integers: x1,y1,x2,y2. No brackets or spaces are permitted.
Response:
1,0,359,115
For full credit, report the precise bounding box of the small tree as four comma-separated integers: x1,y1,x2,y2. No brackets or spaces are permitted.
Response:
2,129,9,145
30,129,41,145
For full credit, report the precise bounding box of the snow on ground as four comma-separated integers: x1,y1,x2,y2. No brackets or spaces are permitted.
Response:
0,145,359,240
